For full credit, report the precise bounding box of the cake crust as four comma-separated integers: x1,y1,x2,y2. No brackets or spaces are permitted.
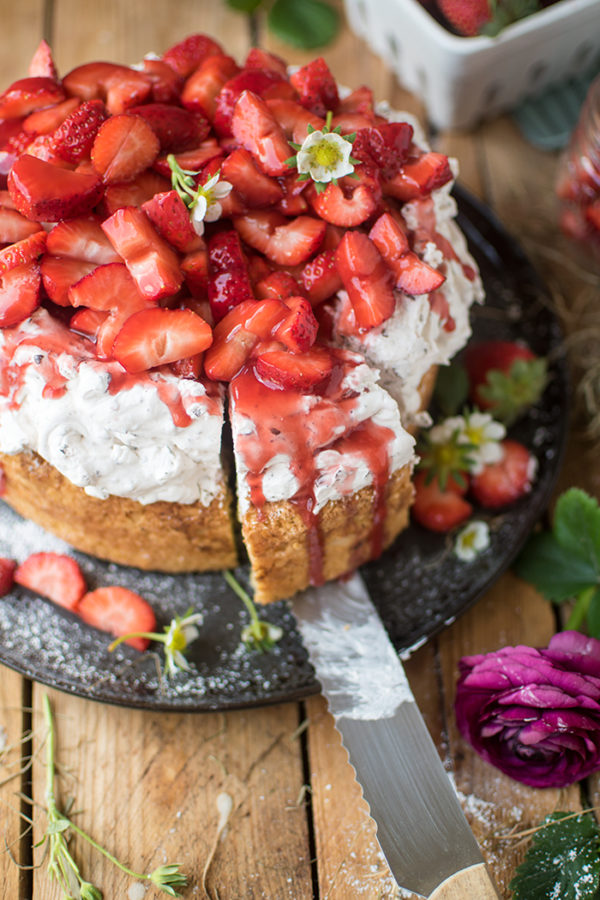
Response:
0,450,237,572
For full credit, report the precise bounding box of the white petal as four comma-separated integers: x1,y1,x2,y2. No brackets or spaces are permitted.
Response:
213,180,232,199
204,201,222,223
182,624,200,644
204,172,220,191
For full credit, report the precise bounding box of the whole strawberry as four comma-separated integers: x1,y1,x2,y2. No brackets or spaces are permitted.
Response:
464,340,547,426
436,0,541,37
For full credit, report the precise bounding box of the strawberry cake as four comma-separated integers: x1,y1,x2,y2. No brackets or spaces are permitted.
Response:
0,36,483,604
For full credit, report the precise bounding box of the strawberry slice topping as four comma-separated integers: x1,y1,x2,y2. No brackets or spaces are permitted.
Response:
204,298,288,381
301,249,343,305
412,471,473,533
112,307,213,372
0,76,65,118
369,212,445,295
207,230,254,322
102,206,183,300
180,54,240,119
273,296,318,353
290,58,339,118
352,123,413,180
142,190,204,254
308,181,378,227
256,271,302,301
102,170,170,215
63,62,152,115
231,91,292,177
23,98,80,136
91,114,160,184
68,261,149,312
335,231,396,331
51,99,108,163
28,39,58,79
254,345,334,392
234,211,326,266
214,68,296,137
384,152,453,202
14,552,86,611
181,248,209,299
127,103,210,153
8,155,103,222
42,256,97,306
0,558,16,597
0,230,47,270
77,586,156,650
0,207,44,244
221,148,284,208
162,34,224,78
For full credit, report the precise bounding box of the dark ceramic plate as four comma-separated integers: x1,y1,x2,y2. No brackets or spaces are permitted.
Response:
0,186,569,711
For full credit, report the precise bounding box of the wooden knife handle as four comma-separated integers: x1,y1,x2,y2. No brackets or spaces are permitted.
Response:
429,862,500,898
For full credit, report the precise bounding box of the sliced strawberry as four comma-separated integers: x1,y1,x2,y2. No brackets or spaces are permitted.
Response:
77,586,156,650
384,152,453,202
91,114,160,184
141,190,202,254
207,230,254,322
63,62,152,115
180,54,240,119
112,307,212,372
412,470,473,533
50,99,108,163
301,249,343,305
0,77,65,118
181,248,209,299
127,103,210,153
273,296,318,352
140,58,182,104
309,175,377,226
234,211,326,266
254,345,333,392
470,440,536,509
171,352,203,379
369,211,410,257
290,58,339,118
0,207,43,243
330,112,374,134
8,155,103,221
28,39,58,79
162,33,223,78
0,557,16,597
352,123,413,180
265,98,324,145
0,264,41,326
221,148,284,208
42,256,97,305
336,85,374,117
153,140,223,179
14,552,86,611
369,212,444,295
214,68,296,138
102,206,183,301
0,118,26,150
70,306,107,338
0,230,47,271
245,47,288,77
23,97,80,135
20,133,66,164
68,261,147,311
231,91,292,177
47,215,122,263
204,298,288,381
256,271,302,301
102,170,170,214
335,231,395,331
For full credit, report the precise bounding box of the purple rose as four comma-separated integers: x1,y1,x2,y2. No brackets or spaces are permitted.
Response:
455,631,600,788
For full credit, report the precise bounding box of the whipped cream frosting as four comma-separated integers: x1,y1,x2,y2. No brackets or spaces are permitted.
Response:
230,352,415,514
0,310,226,506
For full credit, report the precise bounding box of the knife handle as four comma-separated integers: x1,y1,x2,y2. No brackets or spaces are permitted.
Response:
429,862,500,898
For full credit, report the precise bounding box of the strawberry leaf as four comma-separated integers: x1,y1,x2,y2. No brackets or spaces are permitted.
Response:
509,812,600,900
267,0,340,49
514,531,599,602
554,488,600,568
587,588,600,639
478,357,547,425
434,362,469,416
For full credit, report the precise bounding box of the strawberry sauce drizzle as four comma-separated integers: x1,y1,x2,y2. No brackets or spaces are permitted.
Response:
230,352,397,584
410,196,477,282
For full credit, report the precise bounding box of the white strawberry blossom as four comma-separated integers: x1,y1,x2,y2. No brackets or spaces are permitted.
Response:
296,129,355,184
454,520,490,562
190,171,232,236
162,610,203,676
428,412,505,474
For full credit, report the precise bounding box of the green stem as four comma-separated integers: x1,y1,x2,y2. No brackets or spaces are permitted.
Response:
43,694,59,816
65,820,149,881
107,632,163,652
224,570,259,626
565,585,596,631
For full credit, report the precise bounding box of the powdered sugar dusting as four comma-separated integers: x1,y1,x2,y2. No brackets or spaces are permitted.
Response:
294,573,413,720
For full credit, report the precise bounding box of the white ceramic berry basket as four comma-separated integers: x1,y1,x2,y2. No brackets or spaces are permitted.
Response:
344,0,600,130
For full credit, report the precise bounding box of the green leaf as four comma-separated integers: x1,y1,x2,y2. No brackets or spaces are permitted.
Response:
433,363,469,416
514,532,599,602
225,0,263,12
510,812,600,900
587,588,600,639
554,488,600,572
267,0,340,49
47,818,70,834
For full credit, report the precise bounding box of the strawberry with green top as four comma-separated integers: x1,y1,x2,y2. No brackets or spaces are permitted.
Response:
436,0,542,37
464,340,547,426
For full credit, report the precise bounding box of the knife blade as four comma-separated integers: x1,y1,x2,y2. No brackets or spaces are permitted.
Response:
293,573,499,899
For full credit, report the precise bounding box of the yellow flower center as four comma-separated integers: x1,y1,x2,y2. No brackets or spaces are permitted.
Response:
461,530,477,550
310,139,343,169
169,627,187,652
464,424,484,447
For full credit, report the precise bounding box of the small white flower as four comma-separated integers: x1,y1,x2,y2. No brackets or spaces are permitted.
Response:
428,413,505,474
190,171,232,236
454,520,490,562
428,415,466,445
297,130,355,184
163,610,203,677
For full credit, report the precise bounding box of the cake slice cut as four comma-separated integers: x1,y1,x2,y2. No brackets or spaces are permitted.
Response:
0,309,236,570
229,347,415,603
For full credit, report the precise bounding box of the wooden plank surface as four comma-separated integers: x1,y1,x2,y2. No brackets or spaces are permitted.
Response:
0,669,29,898
30,688,313,899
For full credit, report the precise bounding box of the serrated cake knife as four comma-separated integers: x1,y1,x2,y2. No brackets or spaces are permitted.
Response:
293,573,499,899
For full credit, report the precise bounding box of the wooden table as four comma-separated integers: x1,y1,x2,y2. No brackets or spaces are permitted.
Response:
1,2,598,898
